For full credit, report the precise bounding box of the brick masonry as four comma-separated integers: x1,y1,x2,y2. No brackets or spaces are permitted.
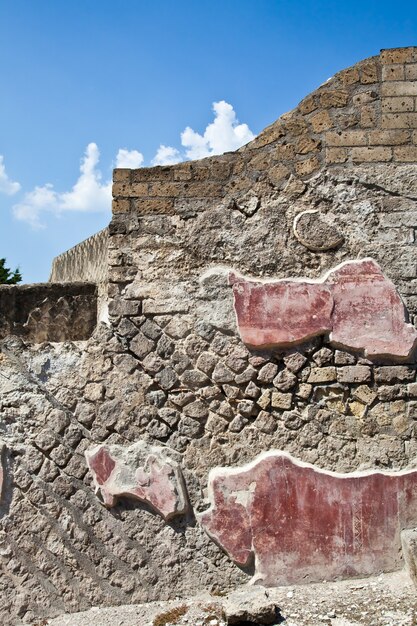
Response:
0,47,417,624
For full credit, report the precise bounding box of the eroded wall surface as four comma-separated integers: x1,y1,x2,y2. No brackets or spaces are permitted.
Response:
1,47,417,624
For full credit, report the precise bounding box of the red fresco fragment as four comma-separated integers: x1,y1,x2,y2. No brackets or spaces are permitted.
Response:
198,452,417,586
230,259,417,359
85,443,188,520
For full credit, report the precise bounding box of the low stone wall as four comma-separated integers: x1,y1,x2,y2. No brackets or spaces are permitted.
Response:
0,283,97,342
49,229,108,284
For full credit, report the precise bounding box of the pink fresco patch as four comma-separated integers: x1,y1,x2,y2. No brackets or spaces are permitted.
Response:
198,452,417,586
85,442,188,519
230,259,417,359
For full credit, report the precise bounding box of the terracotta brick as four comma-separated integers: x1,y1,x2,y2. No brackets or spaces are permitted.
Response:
310,110,333,133
381,113,417,129
339,67,360,85
320,90,350,108
113,169,131,183
249,122,286,149
298,95,318,115
380,47,417,64
351,147,392,162
325,148,348,164
360,105,377,128
326,130,367,146
111,198,130,214
181,182,224,197
368,130,410,145
148,182,182,197
405,64,417,80
295,136,321,155
382,64,405,81
274,143,296,160
112,182,148,197
381,82,417,96
283,115,308,136
393,147,417,162
131,167,173,182
130,197,175,214
382,97,414,113
360,62,378,84
295,156,320,176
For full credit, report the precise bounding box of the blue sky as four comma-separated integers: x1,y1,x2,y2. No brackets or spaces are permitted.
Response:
1,0,417,282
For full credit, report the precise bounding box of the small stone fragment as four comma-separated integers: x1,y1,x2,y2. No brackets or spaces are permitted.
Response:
374,366,415,384
257,390,271,409
313,347,333,366
271,392,293,410
196,351,218,375
212,362,235,384
182,369,210,388
235,366,257,384
348,400,367,418
273,369,297,391
229,414,248,433
130,331,155,359
237,400,255,417
206,413,228,434
352,385,377,405
254,410,276,434
334,350,356,365
336,366,371,384
183,401,209,421
283,352,307,373
245,381,261,399
257,362,279,383
296,383,312,400
308,367,337,383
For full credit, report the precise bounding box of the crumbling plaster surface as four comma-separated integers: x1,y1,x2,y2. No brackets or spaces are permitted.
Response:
1,48,417,624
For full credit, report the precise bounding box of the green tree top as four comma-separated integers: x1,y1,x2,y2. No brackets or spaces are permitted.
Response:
0,258,22,284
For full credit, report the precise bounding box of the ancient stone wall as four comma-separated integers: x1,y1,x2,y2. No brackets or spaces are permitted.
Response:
0,47,417,625
0,282,97,342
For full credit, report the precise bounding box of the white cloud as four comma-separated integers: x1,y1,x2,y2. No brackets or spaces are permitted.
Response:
11,100,255,229
152,100,255,164
152,145,182,166
115,148,144,169
181,100,255,159
13,143,112,229
0,156,21,195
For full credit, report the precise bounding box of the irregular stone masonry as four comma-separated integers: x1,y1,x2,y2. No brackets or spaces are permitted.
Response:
1,47,417,624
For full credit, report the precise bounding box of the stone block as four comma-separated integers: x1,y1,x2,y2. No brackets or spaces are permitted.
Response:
253,410,276,434
352,385,377,405
380,48,417,64
394,146,417,161
326,130,367,146
295,156,320,176
271,392,293,410
308,367,336,383
310,110,333,133
326,147,348,164
382,97,414,112
360,62,378,83
367,130,410,145
351,147,392,162
382,64,405,81
320,90,349,108
374,366,415,383
406,64,417,80
336,366,371,384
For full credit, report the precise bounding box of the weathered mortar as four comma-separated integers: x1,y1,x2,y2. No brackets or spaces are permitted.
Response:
0,47,417,624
